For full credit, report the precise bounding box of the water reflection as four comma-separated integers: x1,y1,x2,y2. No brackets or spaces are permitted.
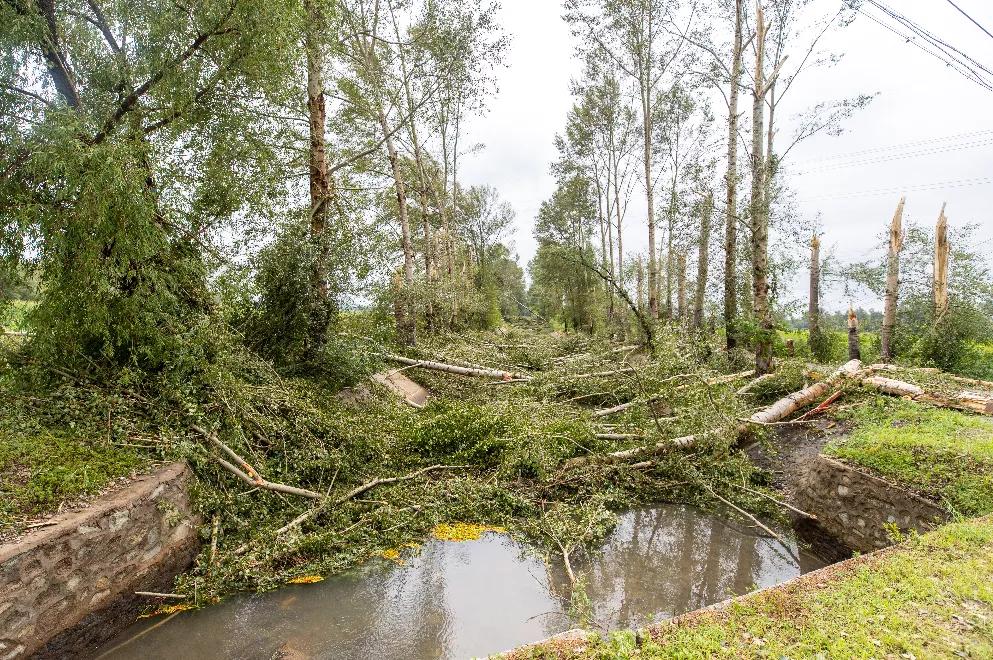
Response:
96,504,824,660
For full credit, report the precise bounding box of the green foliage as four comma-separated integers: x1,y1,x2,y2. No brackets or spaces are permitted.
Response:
408,400,516,465
241,219,339,364
807,325,832,362
826,397,993,517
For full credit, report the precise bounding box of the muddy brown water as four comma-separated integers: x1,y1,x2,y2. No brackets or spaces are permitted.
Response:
95,504,826,660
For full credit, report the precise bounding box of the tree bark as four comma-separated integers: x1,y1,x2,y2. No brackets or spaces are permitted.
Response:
643,94,659,320
750,6,773,375
847,307,861,361
304,0,334,330
677,252,687,322
377,109,417,346
881,196,905,361
693,193,712,329
723,0,745,351
934,203,949,322
808,234,820,336
384,354,525,380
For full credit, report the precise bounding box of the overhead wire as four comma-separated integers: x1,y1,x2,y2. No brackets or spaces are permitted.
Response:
847,0,993,92
791,128,993,165
791,138,993,174
797,176,993,202
943,0,993,42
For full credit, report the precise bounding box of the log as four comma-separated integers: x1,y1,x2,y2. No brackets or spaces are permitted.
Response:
860,376,993,415
563,433,702,469
383,354,527,381
744,359,863,427
592,401,636,418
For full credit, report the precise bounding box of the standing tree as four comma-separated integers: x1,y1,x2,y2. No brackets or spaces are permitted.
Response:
565,0,695,320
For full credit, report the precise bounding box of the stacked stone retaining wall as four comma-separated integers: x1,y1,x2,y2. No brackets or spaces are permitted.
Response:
795,455,947,553
0,462,199,659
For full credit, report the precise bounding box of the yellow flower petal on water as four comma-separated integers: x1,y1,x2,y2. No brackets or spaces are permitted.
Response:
287,575,324,585
431,522,506,542
139,602,195,618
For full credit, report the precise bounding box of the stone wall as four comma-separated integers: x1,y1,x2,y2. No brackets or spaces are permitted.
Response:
795,454,947,553
0,462,199,659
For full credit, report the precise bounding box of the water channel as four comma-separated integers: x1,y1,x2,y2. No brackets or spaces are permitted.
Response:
96,504,827,660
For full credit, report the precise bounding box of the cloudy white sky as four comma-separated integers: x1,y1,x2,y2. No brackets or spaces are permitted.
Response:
458,0,993,312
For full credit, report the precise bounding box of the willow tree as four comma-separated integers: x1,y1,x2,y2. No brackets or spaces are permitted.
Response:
0,0,298,374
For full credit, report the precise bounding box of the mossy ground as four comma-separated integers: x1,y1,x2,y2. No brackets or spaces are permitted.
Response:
825,396,993,516
516,515,993,659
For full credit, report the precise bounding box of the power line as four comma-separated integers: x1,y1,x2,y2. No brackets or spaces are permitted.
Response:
849,1,993,92
856,7,992,91
797,176,993,201
792,138,993,174
943,0,993,43
792,129,993,165
870,0,993,78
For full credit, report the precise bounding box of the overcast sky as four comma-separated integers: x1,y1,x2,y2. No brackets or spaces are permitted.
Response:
458,0,993,312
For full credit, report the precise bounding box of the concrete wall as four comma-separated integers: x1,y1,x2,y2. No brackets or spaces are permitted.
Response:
795,455,948,553
0,462,199,659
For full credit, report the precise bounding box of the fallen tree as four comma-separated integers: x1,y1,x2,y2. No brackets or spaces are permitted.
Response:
743,360,863,427
566,360,865,469
383,354,528,381
860,375,993,415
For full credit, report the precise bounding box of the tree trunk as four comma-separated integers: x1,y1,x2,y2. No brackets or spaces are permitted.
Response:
636,255,645,313
676,252,687,322
724,0,744,351
303,0,336,351
934,203,949,322
750,6,773,375
881,196,905,361
642,88,659,320
665,186,677,319
808,234,820,335
693,193,712,329
847,307,861,361
378,109,417,346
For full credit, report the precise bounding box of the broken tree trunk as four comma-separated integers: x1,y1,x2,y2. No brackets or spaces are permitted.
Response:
847,307,861,361
809,234,821,337
861,375,993,415
383,355,527,381
881,197,905,361
934,203,950,321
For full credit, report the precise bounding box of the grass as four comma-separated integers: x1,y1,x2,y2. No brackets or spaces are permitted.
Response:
777,328,881,365
513,516,993,659
824,397,993,516
0,431,149,535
